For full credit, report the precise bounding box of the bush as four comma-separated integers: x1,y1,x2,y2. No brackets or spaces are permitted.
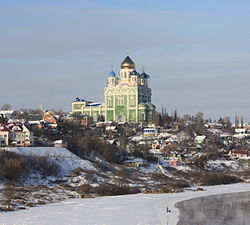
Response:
94,183,139,196
0,152,28,180
201,173,241,186
170,179,190,189
0,151,61,180
1,181,17,211
78,183,93,197
75,136,120,163
29,156,61,177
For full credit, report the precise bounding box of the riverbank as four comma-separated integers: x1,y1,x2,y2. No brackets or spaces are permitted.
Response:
1,183,250,225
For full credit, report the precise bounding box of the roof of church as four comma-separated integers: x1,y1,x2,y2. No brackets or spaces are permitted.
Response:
109,71,116,77
140,71,150,78
121,56,135,69
131,69,137,75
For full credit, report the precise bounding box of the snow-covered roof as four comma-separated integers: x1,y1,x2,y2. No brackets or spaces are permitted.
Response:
194,135,206,141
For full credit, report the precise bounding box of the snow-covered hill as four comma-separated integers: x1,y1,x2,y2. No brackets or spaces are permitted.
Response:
5,147,96,175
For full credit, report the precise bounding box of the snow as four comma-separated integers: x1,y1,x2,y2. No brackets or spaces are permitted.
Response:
1,183,250,225
158,165,173,177
158,132,171,138
5,147,95,174
206,159,242,171
130,134,144,142
172,165,192,171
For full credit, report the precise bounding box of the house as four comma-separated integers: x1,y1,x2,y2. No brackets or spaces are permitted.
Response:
233,128,250,140
0,124,9,146
229,150,248,159
143,127,158,137
0,123,33,146
168,158,181,166
235,128,246,134
79,114,93,127
26,114,43,128
220,134,232,141
43,111,57,124
152,141,161,149
122,157,147,167
65,113,94,127
165,136,178,145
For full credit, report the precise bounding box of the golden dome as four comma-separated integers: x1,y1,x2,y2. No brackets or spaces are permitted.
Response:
121,56,135,69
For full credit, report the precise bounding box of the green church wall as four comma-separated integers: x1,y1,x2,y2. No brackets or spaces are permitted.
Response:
107,110,114,121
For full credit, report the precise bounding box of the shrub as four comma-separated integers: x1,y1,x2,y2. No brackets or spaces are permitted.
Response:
0,152,28,180
94,183,140,196
78,183,93,197
75,136,120,163
170,179,190,189
0,151,61,180
29,156,61,177
1,181,17,211
201,173,241,186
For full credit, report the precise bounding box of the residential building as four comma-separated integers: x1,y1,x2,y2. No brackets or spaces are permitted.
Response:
43,111,57,124
65,113,94,127
229,150,248,158
143,127,158,137
0,124,9,146
0,123,33,146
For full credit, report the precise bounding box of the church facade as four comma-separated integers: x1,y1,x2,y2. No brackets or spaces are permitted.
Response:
72,56,155,125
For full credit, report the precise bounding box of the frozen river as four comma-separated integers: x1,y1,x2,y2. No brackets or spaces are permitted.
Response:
1,183,250,225
176,191,250,225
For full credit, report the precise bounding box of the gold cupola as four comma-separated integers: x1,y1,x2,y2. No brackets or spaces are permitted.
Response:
121,56,135,69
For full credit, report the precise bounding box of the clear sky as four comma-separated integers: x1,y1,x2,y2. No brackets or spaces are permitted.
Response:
0,0,250,121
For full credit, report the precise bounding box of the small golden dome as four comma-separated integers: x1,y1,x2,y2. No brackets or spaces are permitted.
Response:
121,56,135,69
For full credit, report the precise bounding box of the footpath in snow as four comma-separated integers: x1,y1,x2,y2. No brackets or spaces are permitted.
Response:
1,183,250,225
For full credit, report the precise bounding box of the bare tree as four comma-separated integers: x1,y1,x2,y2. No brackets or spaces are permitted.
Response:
1,104,12,110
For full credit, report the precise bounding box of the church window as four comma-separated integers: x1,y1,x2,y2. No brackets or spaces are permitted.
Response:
108,98,112,107
130,97,135,106
141,113,145,121
118,98,124,106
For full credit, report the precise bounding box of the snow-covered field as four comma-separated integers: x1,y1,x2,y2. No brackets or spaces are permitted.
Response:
1,183,250,225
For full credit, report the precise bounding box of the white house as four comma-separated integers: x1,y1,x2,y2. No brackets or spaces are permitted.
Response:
0,123,33,146
143,127,158,137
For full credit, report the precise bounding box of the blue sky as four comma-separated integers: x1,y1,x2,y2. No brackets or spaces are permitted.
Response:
0,0,250,121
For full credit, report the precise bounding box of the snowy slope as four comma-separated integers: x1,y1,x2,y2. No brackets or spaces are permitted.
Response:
1,183,250,225
5,147,95,174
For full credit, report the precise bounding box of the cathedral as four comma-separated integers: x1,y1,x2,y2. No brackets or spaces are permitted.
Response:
72,55,156,125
